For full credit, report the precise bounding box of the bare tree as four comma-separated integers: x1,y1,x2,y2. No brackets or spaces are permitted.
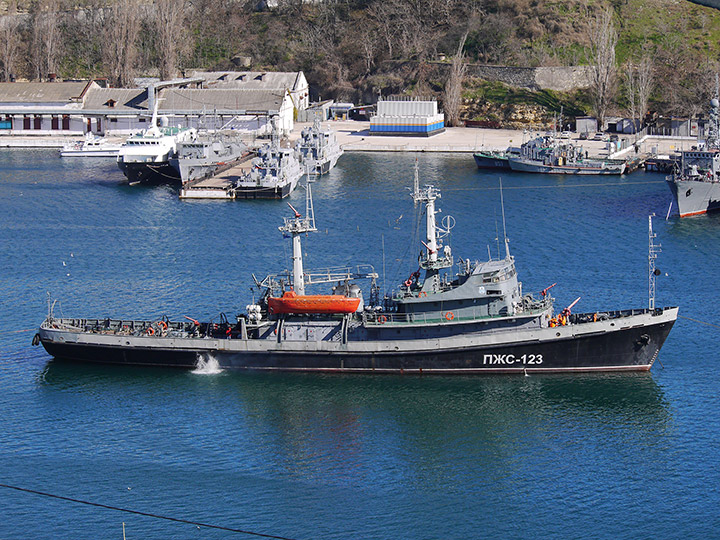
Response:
623,49,654,135
367,0,401,59
36,1,62,79
588,7,617,129
635,53,654,125
155,0,188,80
104,0,141,87
444,31,468,127
0,13,20,82
623,61,637,129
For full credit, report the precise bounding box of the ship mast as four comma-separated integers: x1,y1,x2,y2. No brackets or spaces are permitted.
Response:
499,178,511,260
279,182,316,295
411,161,453,271
648,214,661,310
706,74,720,150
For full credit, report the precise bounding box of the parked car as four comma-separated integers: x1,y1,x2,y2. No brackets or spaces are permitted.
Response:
559,131,572,139
579,132,588,140
609,134,619,142
593,132,606,141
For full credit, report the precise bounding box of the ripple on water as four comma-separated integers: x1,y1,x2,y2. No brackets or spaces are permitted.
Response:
0,151,719,539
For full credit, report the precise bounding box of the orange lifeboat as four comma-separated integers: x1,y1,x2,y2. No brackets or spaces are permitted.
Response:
267,290,361,314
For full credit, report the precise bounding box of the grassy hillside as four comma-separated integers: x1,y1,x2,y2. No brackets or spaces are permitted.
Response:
1,0,719,122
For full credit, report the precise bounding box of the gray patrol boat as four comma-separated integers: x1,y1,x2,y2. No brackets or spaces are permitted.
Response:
35,166,677,373
169,130,248,184
295,119,343,175
667,96,720,217
508,134,626,175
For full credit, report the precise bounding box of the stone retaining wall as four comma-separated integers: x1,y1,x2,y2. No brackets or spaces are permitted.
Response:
430,62,593,92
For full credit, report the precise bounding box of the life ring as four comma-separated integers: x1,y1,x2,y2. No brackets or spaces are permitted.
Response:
146,327,155,336
157,320,168,330
418,291,427,298
445,311,454,321
378,315,387,324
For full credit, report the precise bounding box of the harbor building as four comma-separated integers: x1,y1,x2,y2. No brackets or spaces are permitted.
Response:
369,96,445,136
0,71,304,138
188,70,309,112
0,80,101,135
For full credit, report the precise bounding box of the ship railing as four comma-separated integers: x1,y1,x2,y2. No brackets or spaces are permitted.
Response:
258,265,378,290
569,307,667,324
362,305,549,326
41,317,205,337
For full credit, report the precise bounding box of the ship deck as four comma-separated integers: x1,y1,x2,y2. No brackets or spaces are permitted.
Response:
179,154,255,199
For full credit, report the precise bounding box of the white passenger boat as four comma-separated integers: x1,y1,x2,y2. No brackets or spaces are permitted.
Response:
60,134,122,158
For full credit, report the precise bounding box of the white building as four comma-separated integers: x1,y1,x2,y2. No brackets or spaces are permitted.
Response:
370,97,445,136
0,72,300,138
189,70,309,112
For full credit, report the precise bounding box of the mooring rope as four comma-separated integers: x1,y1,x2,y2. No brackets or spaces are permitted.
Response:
0,482,300,540
678,315,720,330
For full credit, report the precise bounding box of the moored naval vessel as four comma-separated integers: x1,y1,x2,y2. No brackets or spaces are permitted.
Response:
229,137,303,199
294,119,343,175
35,166,677,373
116,106,198,185
473,147,520,170
169,130,248,184
508,134,626,175
667,96,720,217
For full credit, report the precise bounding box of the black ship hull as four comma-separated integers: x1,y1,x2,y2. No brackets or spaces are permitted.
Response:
118,161,182,185
473,153,511,170
38,310,676,374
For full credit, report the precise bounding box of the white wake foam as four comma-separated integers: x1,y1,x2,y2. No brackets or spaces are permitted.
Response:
192,353,223,375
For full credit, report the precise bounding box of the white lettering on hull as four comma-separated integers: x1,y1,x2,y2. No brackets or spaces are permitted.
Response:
482,353,544,365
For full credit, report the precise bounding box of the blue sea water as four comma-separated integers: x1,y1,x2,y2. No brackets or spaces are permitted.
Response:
1,149,719,539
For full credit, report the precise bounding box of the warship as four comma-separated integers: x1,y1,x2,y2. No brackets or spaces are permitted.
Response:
666,97,720,217
229,134,303,199
169,130,248,184
295,119,343,175
508,134,626,175
34,164,677,374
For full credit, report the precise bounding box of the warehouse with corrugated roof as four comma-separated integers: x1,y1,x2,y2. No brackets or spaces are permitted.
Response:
0,71,304,138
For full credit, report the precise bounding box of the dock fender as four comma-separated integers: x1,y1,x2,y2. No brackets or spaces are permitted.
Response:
31,333,40,346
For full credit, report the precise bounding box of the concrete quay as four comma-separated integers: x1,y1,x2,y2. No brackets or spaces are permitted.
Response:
296,120,693,160
0,121,695,161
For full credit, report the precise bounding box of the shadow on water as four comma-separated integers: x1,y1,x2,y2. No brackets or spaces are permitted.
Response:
39,359,671,429
36,360,675,504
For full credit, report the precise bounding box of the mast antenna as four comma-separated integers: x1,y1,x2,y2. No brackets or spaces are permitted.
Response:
412,158,420,205
648,214,661,310
499,178,511,259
